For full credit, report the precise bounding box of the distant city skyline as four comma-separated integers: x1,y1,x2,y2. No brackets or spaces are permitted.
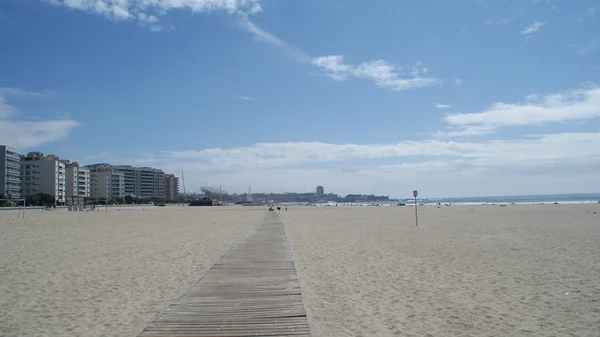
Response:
1,1,599,197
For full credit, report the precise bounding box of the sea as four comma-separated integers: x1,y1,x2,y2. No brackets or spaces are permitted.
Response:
312,193,600,207
417,193,600,206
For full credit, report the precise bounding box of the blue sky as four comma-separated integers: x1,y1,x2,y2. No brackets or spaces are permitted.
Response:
1,0,599,197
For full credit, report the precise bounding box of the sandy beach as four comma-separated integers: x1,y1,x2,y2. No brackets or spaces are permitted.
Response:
0,206,264,337
282,204,600,337
1,204,599,336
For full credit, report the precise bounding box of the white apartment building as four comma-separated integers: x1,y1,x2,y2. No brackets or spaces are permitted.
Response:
164,173,179,201
90,169,125,200
0,145,22,199
20,152,66,204
64,161,90,199
86,164,166,199
135,167,165,199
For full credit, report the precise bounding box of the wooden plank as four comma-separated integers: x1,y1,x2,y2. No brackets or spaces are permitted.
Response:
138,212,312,337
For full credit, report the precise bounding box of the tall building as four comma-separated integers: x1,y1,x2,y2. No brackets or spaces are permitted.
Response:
316,185,324,199
86,164,166,199
164,174,179,201
64,161,90,199
114,165,135,196
89,167,125,200
135,167,165,198
0,145,22,199
20,152,66,204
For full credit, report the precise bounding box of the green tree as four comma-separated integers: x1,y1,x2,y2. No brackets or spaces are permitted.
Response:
26,193,55,206
124,195,134,204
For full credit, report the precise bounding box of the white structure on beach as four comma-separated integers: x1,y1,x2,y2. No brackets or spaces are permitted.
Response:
63,161,90,199
20,152,66,204
0,145,22,199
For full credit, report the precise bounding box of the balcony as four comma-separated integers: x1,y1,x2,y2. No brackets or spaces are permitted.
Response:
6,161,20,169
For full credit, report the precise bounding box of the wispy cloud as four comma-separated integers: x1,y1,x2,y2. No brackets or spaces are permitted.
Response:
234,95,256,101
577,36,600,55
485,17,514,26
312,55,440,91
0,88,80,149
43,0,263,30
437,86,600,137
240,20,311,62
521,21,546,35
576,7,598,22
434,103,451,109
128,132,600,196
0,87,57,99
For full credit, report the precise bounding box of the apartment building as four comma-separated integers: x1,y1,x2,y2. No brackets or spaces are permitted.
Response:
64,161,90,199
0,145,22,199
20,152,66,204
164,173,179,201
89,168,125,200
86,164,165,199
135,167,165,198
114,165,135,196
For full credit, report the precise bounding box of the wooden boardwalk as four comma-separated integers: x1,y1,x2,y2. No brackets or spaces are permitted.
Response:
138,212,312,337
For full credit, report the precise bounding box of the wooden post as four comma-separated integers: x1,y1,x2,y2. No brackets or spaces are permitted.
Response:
413,190,419,227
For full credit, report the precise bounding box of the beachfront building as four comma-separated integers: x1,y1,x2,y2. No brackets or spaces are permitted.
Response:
20,152,66,204
64,161,90,199
114,165,135,196
0,145,22,200
316,185,324,199
164,173,179,201
135,167,165,199
90,167,125,200
86,164,166,199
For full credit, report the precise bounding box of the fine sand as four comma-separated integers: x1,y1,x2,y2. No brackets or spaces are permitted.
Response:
1,204,599,336
0,206,264,337
281,204,600,337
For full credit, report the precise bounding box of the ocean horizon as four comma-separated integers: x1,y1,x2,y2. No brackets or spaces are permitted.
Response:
308,193,600,206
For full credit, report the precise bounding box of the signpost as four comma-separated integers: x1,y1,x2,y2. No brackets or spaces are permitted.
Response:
413,190,419,227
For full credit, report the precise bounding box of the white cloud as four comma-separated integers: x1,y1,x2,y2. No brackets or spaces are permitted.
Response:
44,0,263,28
0,88,80,149
0,87,57,99
127,132,600,197
312,55,440,91
249,2,262,14
521,21,546,35
240,20,311,62
440,86,600,136
434,103,451,109
0,95,16,119
576,7,598,22
486,17,514,26
0,120,81,149
234,95,255,100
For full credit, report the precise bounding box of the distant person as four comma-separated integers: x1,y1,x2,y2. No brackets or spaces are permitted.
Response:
277,206,281,213
285,207,287,211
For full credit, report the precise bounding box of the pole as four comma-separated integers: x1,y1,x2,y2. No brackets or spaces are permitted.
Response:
219,185,222,205
414,197,418,226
